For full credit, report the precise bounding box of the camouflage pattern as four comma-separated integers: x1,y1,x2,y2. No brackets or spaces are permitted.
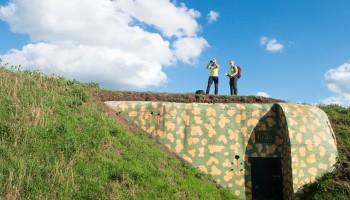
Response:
105,101,338,199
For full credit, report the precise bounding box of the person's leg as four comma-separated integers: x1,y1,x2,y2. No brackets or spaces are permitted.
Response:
230,78,234,95
233,77,238,95
206,76,214,94
214,77,219,95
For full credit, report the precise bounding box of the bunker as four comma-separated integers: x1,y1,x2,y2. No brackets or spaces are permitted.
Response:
105,101,338,200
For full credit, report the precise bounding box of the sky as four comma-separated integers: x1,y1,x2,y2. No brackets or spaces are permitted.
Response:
1,0,350,107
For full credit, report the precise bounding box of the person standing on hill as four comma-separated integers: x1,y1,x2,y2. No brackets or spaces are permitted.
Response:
206,58,219,95
227,60,239,95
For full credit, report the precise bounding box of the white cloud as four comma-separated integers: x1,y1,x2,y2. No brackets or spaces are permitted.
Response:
324,63,350,94
260,36,284,52
322,62,350,107
116,0,201,38
1,43,168,88
321,96,350,107
256,92,270,98
172,37,209,64
207,10,219,23
0,0,207,89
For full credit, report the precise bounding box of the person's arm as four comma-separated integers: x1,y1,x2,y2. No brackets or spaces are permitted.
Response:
208,60,218,69
207,62,211,69
207,61,214,69
208,64,218,69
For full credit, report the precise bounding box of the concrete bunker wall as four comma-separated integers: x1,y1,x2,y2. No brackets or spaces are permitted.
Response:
106,101,338,199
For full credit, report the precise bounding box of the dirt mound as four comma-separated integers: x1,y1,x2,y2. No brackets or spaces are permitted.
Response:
96,90,286,104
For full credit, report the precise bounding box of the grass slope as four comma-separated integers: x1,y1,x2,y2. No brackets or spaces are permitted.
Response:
299,105,350,200
0,66,238,199
1,64,349,200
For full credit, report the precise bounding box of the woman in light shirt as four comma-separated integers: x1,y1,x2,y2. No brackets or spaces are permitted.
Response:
206,58,219,95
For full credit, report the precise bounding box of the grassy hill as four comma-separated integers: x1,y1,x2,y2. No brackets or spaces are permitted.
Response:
1,63,349,199
299,104,350,199
0,65,238,199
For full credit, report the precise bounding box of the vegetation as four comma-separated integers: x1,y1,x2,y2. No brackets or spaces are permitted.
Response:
1,61,350,199
299,104,350,200
0,64,238,199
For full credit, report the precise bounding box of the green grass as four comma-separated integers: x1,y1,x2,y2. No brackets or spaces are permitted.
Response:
299,104,350,200
2,63,350,200
0,65,238,199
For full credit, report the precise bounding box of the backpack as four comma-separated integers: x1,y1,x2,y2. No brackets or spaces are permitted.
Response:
236,66,241,78
195,90,205,95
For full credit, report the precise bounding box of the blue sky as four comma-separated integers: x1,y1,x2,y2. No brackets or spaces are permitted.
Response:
1,0,350,106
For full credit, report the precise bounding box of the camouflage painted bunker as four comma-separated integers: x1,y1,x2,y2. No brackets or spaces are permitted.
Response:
106,101,338,199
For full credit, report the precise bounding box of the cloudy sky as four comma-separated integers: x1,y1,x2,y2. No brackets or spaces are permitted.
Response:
1,0,350,106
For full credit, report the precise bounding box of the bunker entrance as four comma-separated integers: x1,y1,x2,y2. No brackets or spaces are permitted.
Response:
250,157,283,200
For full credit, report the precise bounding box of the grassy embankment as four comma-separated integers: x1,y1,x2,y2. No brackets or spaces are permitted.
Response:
300,104,350,199
0,64,238,199
1,62,350,199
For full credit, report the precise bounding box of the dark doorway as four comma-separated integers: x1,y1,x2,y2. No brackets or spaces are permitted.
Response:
250,157,283,200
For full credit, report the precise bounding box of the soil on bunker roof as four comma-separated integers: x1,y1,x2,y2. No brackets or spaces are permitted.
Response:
96,90,286,104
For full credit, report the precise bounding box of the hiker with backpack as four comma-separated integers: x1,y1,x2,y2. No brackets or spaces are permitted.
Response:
206,58,219,95
226,60,240,95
